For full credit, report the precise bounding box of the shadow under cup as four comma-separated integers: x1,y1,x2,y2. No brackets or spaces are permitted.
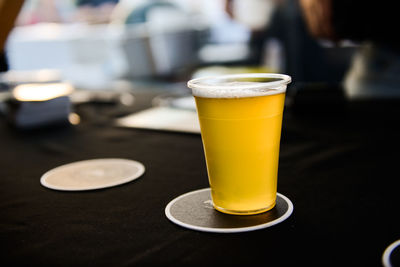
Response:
188,73,292,215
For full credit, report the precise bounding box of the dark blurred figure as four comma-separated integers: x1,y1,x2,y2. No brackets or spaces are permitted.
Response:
300,0,398,46
0,0,25,72
300,0,400,100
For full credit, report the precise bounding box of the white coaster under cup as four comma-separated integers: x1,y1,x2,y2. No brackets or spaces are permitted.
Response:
40,158,145,191
165,188,293,233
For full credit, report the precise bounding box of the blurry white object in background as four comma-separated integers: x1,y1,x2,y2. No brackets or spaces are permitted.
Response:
116,106,200,134
232,0,276,30
121,23,200,78
147,7,198,76
262,38,285,72
146,4,189,32
120,2,203,78
198,43,249,63
6,4,204,83
7,23,74,70
169,96,196,111
6,23,127,90
208,19,250,44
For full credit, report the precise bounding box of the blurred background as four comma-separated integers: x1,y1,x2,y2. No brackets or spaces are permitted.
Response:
1,0,399,129
1,0,357,85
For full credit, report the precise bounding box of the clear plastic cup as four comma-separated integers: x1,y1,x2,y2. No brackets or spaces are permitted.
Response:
188,73,291,215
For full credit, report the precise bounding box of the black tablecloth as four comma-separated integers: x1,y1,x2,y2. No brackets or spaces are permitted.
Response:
1,91,400,266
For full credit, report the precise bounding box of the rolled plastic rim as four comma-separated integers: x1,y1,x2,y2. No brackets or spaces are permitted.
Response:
187,73,292,91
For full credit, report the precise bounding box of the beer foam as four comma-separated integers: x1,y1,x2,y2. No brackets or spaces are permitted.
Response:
188,74,291,99
190,82,286,98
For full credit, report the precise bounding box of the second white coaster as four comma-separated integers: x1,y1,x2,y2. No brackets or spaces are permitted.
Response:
40,158,145,191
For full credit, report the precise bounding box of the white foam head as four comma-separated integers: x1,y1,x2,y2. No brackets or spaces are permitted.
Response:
187,73,291,98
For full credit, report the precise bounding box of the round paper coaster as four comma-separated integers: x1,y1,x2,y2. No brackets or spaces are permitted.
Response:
40,158,145,191
383,239,400,267
165,188,293,233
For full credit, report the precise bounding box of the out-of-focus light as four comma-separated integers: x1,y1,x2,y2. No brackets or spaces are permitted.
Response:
120,93,135,106
68,113,80,125
13,83,74,101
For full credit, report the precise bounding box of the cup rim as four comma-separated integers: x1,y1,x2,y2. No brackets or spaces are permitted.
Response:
187,73,292,91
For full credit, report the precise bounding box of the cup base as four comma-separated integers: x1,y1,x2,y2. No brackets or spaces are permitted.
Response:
213,202,276,215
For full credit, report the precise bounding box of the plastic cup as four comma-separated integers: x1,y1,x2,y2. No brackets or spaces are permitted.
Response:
188,73,291,215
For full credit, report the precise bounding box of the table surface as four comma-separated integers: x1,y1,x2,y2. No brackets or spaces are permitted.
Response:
1,87,400,266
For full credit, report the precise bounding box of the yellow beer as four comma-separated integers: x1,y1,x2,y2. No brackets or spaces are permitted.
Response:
188,73,291,215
